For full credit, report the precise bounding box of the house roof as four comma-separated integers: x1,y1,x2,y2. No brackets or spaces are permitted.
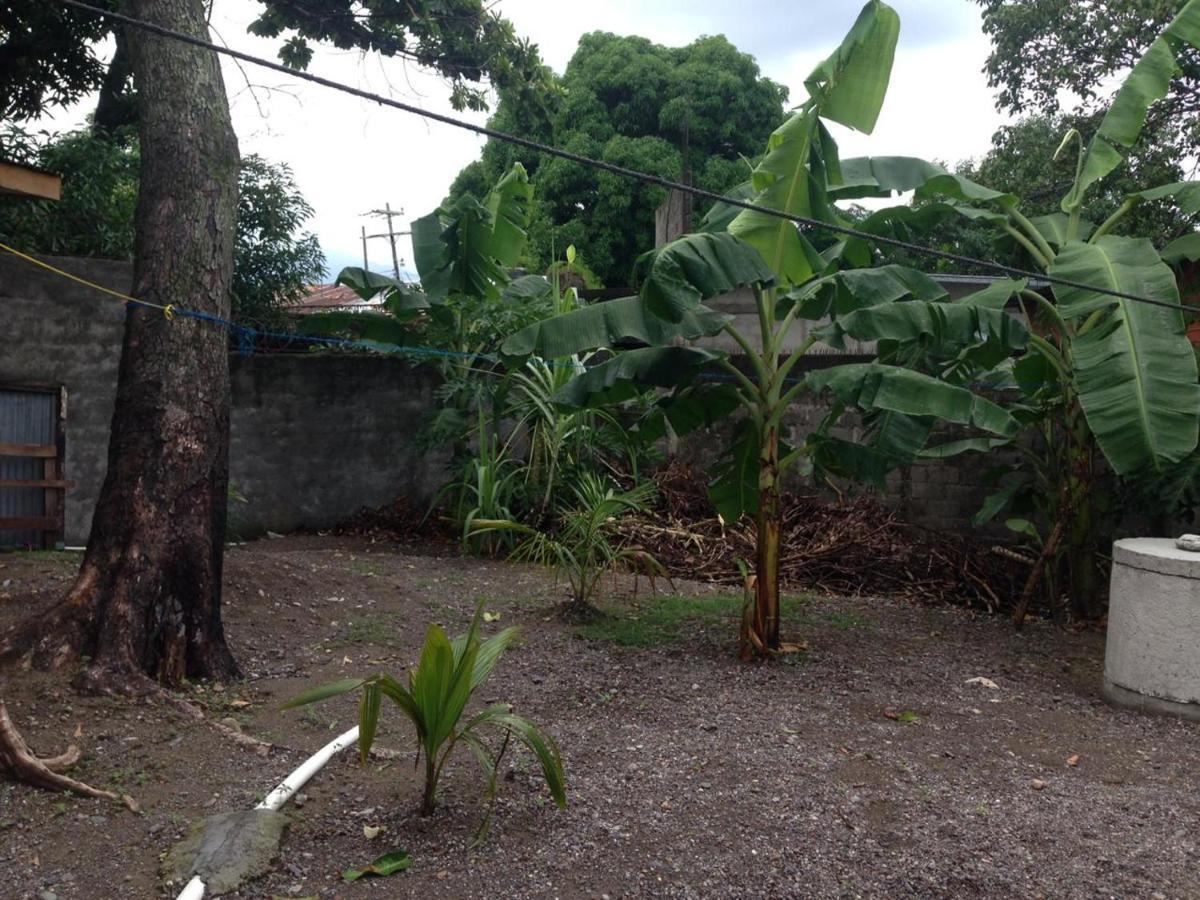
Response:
285,283,384,315
0,159,62,200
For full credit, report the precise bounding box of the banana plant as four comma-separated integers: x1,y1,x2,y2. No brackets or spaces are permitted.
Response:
502,1,1023,659
826,0,1200,619
300,162,550,457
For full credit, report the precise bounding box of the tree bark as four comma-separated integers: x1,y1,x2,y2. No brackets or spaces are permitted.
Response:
0,0,241,687
93,26,137,133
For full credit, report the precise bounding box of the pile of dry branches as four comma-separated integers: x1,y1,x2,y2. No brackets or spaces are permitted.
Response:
627,462,1023,612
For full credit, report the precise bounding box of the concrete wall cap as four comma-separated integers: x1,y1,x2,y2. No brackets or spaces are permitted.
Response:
1113,537,1200,580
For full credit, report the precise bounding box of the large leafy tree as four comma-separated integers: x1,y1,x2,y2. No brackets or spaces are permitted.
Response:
449,32,788,286
976,1,1199,187
0,127,325,324
0,0,542,687
884,112,1195,275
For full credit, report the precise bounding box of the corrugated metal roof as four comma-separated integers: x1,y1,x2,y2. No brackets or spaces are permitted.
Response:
284,284,385,315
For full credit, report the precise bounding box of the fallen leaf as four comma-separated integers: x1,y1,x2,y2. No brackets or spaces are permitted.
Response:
73,723,83,738
342,848,411,882
965,677,1000,690
1066,754,1080,767
1031,778,1047,791
782,727,801,735
342,656,353,665
363,824,383,839
122,794,140,813
883,710,900,720
228,699,251,709
482,611,501,623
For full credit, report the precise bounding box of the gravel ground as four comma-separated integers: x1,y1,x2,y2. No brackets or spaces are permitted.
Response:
0,535,1197,899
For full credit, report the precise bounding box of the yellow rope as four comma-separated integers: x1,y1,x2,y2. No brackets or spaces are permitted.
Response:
0,241,169,311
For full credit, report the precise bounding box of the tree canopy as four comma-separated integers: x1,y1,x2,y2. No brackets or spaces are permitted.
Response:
881,111,1194,274
0,0,548,125
976,0,1200,158
448,32,788,286
0,125,325,324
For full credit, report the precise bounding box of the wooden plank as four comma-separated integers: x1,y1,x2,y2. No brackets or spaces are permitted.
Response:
0,479,71,489
0,160,62,201
0,516,58,531
42,456,60,550
0,442,56,459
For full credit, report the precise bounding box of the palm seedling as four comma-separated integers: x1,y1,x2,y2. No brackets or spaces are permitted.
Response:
284,602,566,835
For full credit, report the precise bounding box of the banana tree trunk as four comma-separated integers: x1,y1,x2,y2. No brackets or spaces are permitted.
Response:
742,426,781,660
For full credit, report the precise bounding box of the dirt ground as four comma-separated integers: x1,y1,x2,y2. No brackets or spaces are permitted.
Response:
0,535,1198,899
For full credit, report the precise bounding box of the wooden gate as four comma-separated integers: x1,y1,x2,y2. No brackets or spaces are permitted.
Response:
0,386,67,549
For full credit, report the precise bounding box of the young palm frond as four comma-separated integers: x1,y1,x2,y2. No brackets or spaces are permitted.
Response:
284,602,565,840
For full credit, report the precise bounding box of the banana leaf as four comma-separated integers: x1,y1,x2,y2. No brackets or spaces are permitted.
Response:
816,282,1029,357
1063,0,1200,212
790,264,948,321
297,310,418,344
1028,214,1094,249
827,156,949,201
500,296,729,362
638,232,775,323
807,363,1019,437
412,163,532,302
484,162,534,267
1128,181,1200,216
728,111,827,286
1047,235,1200,473
803,0,900,134
708,418,766,522
1161,232,1200,265
552,347,722,409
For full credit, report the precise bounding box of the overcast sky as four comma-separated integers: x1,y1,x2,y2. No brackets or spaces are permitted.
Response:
49,0,1011,280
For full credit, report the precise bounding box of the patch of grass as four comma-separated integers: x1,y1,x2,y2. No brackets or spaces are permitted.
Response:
9,549,82,564
822,611,874,631
345,560,380,577
579,594,810,647
297,705,340,733
331,615,402,650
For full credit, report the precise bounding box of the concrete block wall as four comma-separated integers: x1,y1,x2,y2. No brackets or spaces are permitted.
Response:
228,356,448,536
2,254,446,544
2,253,1013,544
0,254,128,543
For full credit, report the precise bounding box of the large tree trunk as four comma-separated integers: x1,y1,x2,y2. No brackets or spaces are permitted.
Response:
0,0,241,687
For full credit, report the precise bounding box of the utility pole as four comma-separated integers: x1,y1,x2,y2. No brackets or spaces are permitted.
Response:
360,225,368,270
364,203,411,282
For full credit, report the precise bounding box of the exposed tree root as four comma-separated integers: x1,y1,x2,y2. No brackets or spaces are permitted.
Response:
0,700,135,810
155,689,283,758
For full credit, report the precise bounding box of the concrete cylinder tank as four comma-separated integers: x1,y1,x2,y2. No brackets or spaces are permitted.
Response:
1104,538,1200,720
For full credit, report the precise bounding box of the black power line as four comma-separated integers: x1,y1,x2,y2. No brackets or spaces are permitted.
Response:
48,0,1200,317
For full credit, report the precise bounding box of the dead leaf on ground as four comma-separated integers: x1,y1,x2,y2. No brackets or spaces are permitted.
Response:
363,824,383,840
1031,778,1047,791
965,677,1000,690
1066,754,1080,767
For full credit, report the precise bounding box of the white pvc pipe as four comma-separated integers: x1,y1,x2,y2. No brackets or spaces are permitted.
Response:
177,877,205,900
256,726,360,811
175,725,361,899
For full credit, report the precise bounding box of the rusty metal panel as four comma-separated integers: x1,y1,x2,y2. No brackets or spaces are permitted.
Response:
0,389,56,548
